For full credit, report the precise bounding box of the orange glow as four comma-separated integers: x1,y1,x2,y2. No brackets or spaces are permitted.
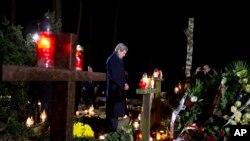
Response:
37,32,54,49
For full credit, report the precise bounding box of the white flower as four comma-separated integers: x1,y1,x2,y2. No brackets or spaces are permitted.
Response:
231,106,237,113
230,120,237,125
242,78,248,84
239,78,248,84
235,111,242,119
240,119,248,125
243,113,250,122
223,115,229,120
234,101,242,108
221,77,227,85
234,117,241,123
190,96,197,102
225,127,230,133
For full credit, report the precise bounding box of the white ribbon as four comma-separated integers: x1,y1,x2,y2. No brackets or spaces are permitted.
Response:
170,92,188,138
223,99,250,127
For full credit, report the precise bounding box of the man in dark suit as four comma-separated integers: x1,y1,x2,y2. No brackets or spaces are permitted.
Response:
105,43,129,132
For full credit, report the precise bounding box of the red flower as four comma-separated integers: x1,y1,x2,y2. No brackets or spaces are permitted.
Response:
219,131,224,137
181,133,187,139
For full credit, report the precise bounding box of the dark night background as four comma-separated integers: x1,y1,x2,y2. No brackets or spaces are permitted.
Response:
1,0,250,96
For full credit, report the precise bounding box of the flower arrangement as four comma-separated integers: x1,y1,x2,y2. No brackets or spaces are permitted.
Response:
170,79,204,140
196,60,250,141
73,122,94,138
170,60,250,140
219,60,250,112
214,60,250,138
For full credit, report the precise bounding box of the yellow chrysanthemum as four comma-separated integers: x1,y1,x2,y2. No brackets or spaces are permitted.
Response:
73,122,94,138
73,122,85,137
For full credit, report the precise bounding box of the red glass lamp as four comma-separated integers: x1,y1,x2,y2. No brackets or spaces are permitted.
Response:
36,16,55,68
75,45,84,71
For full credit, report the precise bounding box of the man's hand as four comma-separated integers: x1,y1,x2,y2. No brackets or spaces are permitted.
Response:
124,83,129,90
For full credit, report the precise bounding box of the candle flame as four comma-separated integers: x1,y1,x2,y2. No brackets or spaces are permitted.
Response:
26,116,34,127
40,110,47,123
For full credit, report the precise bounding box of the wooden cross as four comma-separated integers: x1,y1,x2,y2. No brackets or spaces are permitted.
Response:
136,78,162,141
0,33,106,141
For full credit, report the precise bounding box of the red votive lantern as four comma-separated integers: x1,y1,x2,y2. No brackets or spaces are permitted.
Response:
75,45,84,71
139,73,149,89
36,17,55,68
133,129,143,141
139,80,147,89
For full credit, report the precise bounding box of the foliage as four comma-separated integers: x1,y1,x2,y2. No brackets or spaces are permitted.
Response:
5,116,34,137
121,122,133,135
220,60,250,110
44,10,62,34
174,80,204,137
0,116,35,141
0,16,36,65
0,10,63,141
199,60,250,140
174,60,250,140
217,60,250,128
104,129,131,141
0,16,38,140
73,137,98,141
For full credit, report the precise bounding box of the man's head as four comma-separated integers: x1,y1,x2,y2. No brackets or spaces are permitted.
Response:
203,64,211,74
115,43,128,59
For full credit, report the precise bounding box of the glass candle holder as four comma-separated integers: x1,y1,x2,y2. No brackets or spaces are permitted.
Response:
36,31,55,68
75,45,84,71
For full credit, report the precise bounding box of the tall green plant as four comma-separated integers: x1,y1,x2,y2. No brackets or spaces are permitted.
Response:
0,16,37,138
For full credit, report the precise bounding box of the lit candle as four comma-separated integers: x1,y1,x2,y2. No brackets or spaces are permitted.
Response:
88,105,94,116
156,132,161,140
40,110,47,123
99,135,105,140
138,113,141,121
83,110,88,115
174,87,179,94
76,111,80,116
140,73,148,89
133,121,140,130
151,79,154,88
153,68,160,78
36,17,55,68
75,45,84,71
25,116,34,127
36,31,55,68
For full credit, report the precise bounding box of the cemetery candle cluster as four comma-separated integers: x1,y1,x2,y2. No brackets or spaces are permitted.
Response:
138,68,163,89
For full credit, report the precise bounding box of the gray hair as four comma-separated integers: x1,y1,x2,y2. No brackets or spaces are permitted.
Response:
114,43,128,52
